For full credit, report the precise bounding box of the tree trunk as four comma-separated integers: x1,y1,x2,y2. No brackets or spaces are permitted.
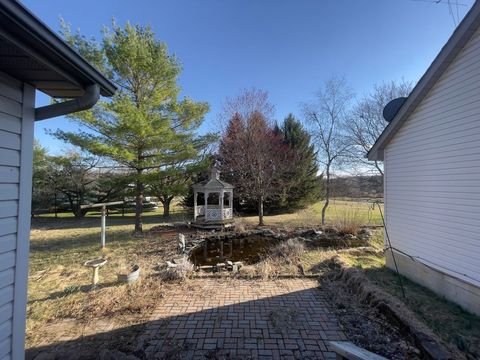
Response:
134,169,144,233
73,206,88,219
321,166,331,226
162,196,173,219
258,195,264,226
65,193,86,219
374,161,384,177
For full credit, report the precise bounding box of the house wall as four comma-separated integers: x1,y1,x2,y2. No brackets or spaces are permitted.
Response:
384,26,480,314
0,72,34,360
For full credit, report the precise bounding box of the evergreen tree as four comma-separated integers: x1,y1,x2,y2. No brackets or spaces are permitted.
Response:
148,149,213,219
32,140,55,216
55,21,211,232
277,114,321,210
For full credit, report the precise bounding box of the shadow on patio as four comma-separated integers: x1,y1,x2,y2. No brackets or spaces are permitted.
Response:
26,279,345,359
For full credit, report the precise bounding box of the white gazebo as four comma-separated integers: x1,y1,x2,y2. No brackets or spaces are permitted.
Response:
192,168,234,228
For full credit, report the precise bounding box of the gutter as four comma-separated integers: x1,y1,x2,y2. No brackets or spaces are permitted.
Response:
34,84,100,121
0,1,116,97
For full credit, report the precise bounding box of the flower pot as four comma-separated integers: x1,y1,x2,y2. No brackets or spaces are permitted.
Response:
117,265,140,284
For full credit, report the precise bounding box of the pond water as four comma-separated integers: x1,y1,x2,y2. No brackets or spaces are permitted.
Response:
189,235,279,266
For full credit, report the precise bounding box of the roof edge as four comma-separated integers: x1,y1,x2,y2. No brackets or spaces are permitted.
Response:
0,0,116,97
368,0,480,161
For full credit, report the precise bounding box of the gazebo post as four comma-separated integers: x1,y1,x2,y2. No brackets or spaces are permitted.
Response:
220,190,224,220
204,192,209,220
193,191,198,222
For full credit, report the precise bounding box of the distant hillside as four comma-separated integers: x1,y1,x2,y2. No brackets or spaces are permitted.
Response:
330,175,383,198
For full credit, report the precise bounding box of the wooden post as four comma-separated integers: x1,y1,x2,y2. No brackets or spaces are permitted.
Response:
101,205,106,248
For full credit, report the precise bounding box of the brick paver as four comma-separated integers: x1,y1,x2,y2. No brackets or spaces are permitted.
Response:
140,278,345,359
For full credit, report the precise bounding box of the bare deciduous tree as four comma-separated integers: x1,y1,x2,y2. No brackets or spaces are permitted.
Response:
345,80,412,176
219,87,275,129
304,77,353,226
218,89,289,225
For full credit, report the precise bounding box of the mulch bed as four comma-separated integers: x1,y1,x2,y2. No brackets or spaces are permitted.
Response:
319,255,461,360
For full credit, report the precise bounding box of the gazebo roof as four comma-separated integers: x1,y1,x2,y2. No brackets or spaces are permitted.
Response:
192,168,234,191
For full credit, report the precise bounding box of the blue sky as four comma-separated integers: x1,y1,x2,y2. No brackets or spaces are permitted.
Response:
23,0,473,153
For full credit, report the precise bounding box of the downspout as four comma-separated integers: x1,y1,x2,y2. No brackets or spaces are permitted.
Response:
34,84,100,121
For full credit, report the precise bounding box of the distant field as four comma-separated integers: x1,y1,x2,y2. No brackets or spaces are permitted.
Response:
242,198,384,227
35,197,384,228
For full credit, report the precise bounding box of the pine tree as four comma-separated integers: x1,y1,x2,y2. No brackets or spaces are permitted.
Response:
278,114,321,210
55,21,210,232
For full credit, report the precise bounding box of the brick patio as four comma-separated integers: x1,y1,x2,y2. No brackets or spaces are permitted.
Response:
140,278,346,359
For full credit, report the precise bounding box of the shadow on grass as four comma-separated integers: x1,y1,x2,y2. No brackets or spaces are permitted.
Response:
31,210,191,231
29,228,143,256
29,214,191,257
28,281,122,305
26,285,343,360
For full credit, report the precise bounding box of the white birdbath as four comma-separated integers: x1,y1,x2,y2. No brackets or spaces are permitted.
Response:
84,258,107,288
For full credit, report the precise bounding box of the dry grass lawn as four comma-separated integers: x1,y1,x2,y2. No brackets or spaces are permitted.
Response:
33,198,480,358
27,215,185,348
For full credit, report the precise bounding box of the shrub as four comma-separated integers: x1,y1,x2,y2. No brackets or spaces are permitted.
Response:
161,257,194,282
234,216,248,233
271,238,305,264
331,206,364,235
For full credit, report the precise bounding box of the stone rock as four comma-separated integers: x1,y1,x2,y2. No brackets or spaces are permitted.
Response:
324,227,338,234
178,233,186,251
166,261,177,268
358,228,373,239
262,229,276,236
298,229,323,237
233,261,243,269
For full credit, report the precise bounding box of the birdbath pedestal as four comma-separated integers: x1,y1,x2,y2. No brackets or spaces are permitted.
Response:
84,258,107,288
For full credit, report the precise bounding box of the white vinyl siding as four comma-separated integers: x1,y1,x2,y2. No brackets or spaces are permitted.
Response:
0,72,34,360
384,26,480,287
0,73,21,360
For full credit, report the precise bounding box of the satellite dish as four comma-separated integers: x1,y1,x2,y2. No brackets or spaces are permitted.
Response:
383,97,407,123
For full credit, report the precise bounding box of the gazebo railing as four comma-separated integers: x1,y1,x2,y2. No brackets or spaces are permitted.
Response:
205,208,221,221
223,208,233,219
196,205,233,221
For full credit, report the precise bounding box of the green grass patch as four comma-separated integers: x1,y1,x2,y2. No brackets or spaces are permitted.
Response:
242,198,383,227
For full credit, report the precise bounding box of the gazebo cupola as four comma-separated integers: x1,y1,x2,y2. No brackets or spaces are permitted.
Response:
192,168,234,228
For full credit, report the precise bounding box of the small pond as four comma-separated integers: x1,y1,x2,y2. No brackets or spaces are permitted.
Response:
189,235,280,266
